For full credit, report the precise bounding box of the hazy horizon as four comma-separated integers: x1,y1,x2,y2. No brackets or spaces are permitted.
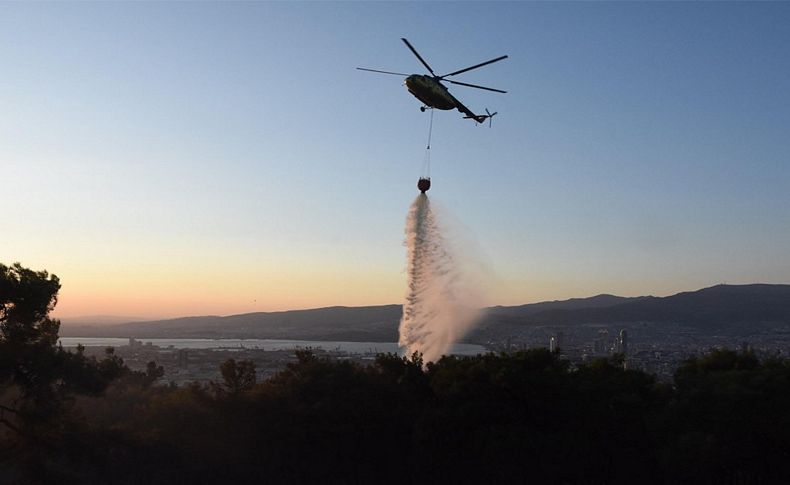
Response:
53,280,790,323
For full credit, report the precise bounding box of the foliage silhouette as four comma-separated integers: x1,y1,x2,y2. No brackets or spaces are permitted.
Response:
0,262,164,482
4,262,790,484
219,358,256,395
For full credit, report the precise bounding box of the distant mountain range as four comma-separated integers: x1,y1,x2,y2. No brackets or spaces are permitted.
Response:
59,284,790,342
60,305,404,342
59,315,148,326
494,284,790,326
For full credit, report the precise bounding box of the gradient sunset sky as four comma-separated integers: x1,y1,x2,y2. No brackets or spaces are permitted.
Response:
3,2,789,319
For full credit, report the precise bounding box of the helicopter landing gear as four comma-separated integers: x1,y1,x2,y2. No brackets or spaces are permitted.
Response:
420,106,426,112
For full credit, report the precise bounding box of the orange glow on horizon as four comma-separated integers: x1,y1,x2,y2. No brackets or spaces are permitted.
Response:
51,264,407,319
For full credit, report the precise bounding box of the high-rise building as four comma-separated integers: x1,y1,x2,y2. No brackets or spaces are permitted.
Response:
618,329,628,355
178,349,189,369
594,329,610,355
550,332,565,353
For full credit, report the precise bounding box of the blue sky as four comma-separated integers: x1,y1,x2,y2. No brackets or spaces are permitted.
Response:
2,2,789,318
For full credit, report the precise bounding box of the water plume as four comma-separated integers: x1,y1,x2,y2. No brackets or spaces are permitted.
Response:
399,194,486,363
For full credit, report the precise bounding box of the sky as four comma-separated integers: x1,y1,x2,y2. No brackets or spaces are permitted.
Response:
2,2,789,319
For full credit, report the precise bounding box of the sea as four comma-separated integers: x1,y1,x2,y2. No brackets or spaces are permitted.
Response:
58,337,488,356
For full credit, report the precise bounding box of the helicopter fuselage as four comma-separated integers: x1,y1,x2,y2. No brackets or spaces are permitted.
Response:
357,38,506,124
404,75,457,110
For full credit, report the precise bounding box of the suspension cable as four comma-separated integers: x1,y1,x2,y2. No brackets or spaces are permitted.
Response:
426,107,434,150
422,109,434,179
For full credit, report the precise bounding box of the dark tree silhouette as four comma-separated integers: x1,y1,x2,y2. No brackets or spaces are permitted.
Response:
220,358,256,394
4,262,790,484
0,262,151,482
1,262,64,434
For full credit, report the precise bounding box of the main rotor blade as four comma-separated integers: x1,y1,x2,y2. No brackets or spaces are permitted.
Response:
401,38,437,76
441,55,508,78
445,79,507,93
356,67,410,76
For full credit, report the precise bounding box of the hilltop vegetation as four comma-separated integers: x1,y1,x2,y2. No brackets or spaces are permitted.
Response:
4,263,790,484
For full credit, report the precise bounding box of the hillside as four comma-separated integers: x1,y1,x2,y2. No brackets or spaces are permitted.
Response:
59,284,790,341
60,305,404,341
509,284,790,327
487,294,650,316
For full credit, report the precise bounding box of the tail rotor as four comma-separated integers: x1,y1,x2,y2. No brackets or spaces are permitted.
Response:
464,108,499,126
484,108,497,127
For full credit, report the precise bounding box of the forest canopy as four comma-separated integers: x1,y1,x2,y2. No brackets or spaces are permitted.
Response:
2,262,790,484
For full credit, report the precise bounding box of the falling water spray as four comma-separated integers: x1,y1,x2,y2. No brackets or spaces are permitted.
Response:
399,194,486,363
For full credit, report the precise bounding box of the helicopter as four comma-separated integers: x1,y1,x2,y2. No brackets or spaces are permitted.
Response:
357,38,507,125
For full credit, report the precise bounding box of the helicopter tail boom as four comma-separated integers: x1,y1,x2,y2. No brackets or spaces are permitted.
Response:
463,108,498,127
